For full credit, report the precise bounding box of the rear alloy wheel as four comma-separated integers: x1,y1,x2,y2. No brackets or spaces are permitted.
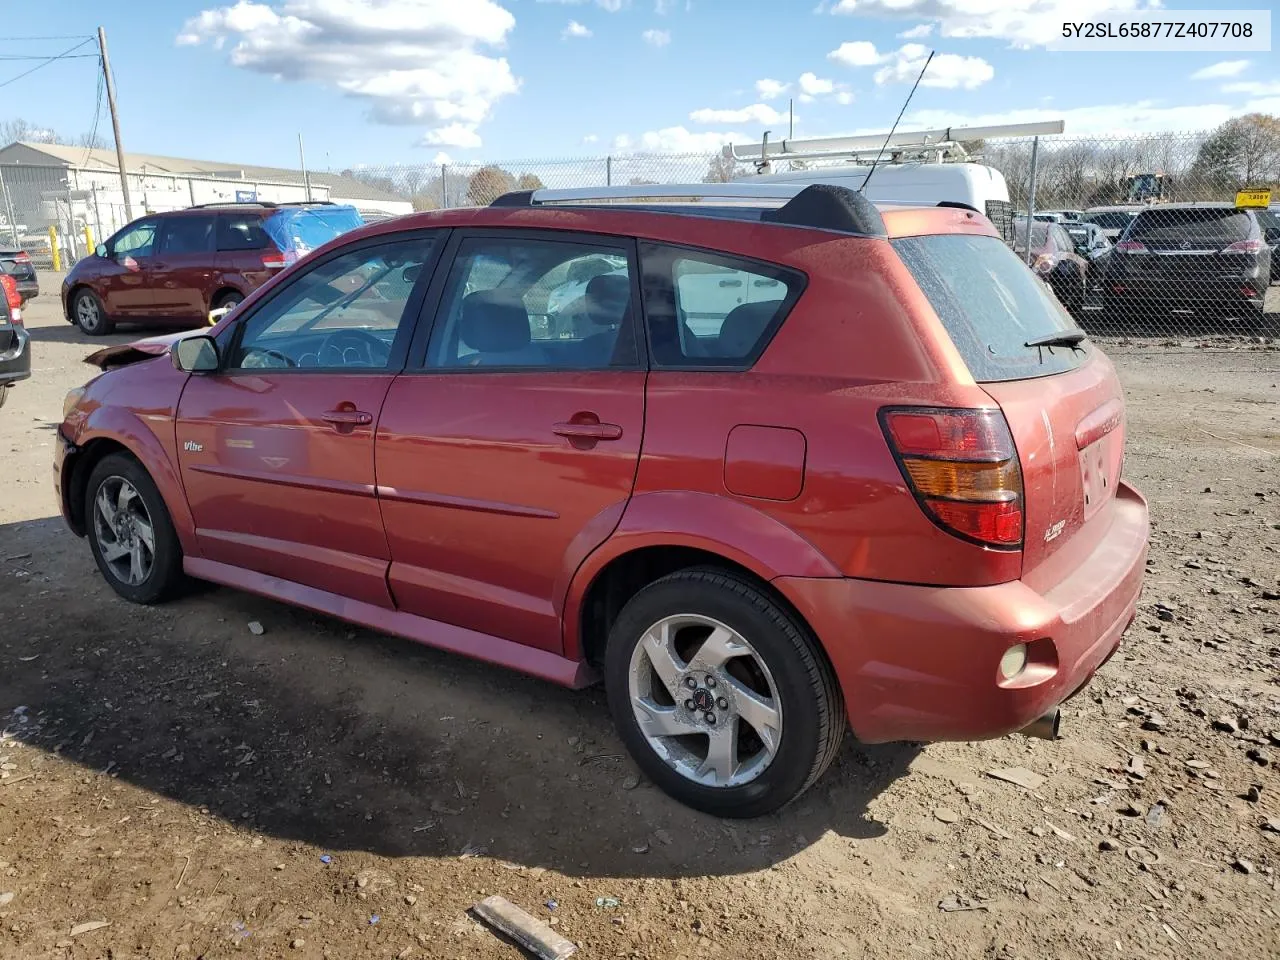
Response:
73,288,113,336
86,453,184,604
212,291,243,320
605,568,844,818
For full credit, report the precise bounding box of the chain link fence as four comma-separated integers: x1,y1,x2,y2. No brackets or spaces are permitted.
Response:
334,128,1278,341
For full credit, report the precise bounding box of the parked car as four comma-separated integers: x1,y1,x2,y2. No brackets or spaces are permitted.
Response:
56,183,1149,817
1013,219,1090,312
0,275,30,409
1031,210,1083,223
1105,203,1274,321
1255,204,1280,285
1081,206,1142,243
1063,221,1113,263
0,245,38,302
60,201,365,336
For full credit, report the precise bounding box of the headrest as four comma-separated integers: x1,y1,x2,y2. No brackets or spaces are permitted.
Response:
585,273,630,326
717,301,779,357
460,291,531,353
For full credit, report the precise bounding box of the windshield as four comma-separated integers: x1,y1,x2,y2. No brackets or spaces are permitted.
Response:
1013,221,1049,249
1128,208,1252,247
262,206,365,257
893,234,1086,383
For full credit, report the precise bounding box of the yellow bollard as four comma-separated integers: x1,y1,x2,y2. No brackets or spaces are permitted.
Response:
84,224,94,254
48,226,61,272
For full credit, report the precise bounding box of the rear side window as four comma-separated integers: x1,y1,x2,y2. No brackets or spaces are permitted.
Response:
639,242,803,368
893,234,1086,383
1129,208,1253,246
157,215,215,255
217,213,270,251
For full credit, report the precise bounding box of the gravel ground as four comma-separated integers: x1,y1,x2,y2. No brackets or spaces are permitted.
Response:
0,282,1277,960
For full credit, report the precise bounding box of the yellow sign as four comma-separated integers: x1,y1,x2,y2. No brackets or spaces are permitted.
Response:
1236,188,1271,208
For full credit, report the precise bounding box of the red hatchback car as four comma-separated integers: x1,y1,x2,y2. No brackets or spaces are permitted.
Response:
55,184,1149,817
60,202,364,335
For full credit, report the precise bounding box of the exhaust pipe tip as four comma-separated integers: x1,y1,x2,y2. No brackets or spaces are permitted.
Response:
1018,706,1061,741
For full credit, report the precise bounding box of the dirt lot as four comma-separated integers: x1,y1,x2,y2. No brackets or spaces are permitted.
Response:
1,282,1278,960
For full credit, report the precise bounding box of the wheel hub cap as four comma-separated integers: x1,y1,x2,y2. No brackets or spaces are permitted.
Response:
627,613,783,789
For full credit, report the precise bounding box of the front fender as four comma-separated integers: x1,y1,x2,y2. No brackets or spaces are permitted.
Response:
66,371,198,557
559,491,841,660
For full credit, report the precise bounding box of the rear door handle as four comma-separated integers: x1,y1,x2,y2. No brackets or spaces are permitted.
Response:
322,409,373,427
553,421,623,441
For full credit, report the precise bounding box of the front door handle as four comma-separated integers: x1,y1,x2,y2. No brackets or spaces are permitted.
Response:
321,408,373,431
553,421,623,441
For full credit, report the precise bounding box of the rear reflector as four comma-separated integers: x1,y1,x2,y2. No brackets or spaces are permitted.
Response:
1222,238,1262,254
1114,241,1146,253
881,407,1024,549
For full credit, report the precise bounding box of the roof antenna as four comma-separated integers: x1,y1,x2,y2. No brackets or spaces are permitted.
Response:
860,49,934,195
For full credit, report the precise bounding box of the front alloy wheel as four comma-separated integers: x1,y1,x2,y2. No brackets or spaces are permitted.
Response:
92,476,156,586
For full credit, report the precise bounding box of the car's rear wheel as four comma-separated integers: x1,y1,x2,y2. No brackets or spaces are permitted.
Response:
604,567,844,818
212,290,243,319
85,453,184,604
72,288,113,336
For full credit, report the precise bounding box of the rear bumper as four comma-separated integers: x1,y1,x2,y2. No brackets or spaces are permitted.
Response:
14,279,38,301
1105,277,1265,310
777,481,1149,744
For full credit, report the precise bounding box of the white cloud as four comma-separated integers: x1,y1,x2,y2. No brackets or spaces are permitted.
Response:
828,40,882,67
655,0,674,11
835,90,854,105
613,126,746,154
420,122,483,149
177,0,518,148
874,46,994,89
828,0,1152,49
563,19,592,38
642,28,671,46
431,151,452,165
582,133,599,144
1220,79,1280,96
535,0,627,9
756,77,791,100
690,103,784,125
798,72,835,96
1190,60,1250,81
898,23,933,39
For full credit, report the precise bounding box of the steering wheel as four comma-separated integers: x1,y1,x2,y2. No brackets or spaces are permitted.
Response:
241,347,296,369
317,329,391,368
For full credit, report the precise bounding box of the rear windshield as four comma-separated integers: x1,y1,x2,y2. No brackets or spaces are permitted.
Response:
1128,208,1252,245
262,206,365,257
1013,221,1049,249
1083,211,1136,229
893,234,1086,383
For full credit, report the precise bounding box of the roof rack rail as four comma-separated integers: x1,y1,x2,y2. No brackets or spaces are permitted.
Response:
490,182,887,238
188,200,279,209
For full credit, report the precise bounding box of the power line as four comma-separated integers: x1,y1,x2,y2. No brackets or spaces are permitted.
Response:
4,35,95,41
0,54,100,60
0,37,96,89
81,63,106,166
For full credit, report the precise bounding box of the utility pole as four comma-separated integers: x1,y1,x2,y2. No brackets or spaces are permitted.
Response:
297,133,313,201
97,27,132,221
788,99,794,140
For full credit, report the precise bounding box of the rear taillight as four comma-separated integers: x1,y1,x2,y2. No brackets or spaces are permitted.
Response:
14,251,30,263
880,407,1024,549
1115,240,1146,253
261,250,290,270
1032,255,1053,274
1222,238,1262,253
0,275,21,325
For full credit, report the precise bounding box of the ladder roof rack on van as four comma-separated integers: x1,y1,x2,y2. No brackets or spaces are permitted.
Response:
490,182,891,237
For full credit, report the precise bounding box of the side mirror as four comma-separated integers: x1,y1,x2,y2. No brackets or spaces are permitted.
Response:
95,243,108,258
172,335,220,373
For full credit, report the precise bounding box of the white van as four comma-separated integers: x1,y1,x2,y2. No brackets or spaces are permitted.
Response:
742,162,1014,238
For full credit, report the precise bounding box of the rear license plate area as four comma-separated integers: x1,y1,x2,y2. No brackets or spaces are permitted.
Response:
1079,433,1118,522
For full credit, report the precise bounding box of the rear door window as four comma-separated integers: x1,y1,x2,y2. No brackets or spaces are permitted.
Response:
893,234,1087,383
639,243,803,367
157,215,215,255
217,213,270,251
1128,208,1253,248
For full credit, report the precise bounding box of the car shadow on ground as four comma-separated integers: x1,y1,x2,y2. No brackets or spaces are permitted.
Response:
0,516,917,881
22,323,135,347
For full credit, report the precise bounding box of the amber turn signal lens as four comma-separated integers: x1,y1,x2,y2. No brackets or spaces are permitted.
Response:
901,457,1021,503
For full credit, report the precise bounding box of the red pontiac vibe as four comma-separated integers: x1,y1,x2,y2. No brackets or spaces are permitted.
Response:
55,184,1149,817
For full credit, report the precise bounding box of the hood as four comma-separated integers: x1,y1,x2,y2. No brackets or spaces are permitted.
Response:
84,328,205,370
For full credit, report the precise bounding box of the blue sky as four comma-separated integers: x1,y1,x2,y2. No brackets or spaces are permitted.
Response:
4,0,1278,171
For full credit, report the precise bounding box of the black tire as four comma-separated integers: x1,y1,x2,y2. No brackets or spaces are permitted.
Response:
604,567,844,818
212,290,244,317
72,288,113,336
85,453,185,604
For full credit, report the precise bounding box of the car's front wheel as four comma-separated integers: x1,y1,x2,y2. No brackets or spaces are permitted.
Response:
72,288,113,336
605,568,845,818
85,453,185,604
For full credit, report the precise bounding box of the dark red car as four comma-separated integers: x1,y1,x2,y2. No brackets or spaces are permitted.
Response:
55,184,1149,817
1014,219,1091,313
60,202,364,335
